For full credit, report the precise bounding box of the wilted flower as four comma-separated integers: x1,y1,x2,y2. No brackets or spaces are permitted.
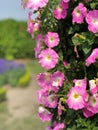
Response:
38,106,52,122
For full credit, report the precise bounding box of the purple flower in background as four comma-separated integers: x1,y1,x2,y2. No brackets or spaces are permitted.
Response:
0,59,25,75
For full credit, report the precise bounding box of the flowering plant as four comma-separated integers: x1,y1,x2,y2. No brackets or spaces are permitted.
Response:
22,0,98,129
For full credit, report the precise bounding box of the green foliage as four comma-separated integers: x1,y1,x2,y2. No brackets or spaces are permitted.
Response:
6,68,26,87
0,19,35,59
0,88,7,102
0,74,7,86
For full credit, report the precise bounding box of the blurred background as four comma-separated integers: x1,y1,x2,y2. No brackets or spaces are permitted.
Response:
0,0,47,130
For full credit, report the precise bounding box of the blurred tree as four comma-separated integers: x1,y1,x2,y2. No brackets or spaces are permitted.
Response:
0,19,35,59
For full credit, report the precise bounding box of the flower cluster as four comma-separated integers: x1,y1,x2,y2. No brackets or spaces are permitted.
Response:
22,0,98,129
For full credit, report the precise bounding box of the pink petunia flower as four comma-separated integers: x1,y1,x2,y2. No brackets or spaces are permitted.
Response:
46,94,58,108
66,86,87,110
72,3,87,24
38,106,52,122
86,10,98,33
34,34,44,58
86,95,98,113
37,89,49,105
37,72,52,89
53,0,68,20
27,12,40,38
83,95,98,118
89,80,98,95
82,107,95,118
53,122,65,130
51,71,65,92
63,0,70,2
73,78,87,89
37,89,58,108
27,0,48,11
44,32,60,48
46,122,65,130
38,48,59,70
86,48,98,66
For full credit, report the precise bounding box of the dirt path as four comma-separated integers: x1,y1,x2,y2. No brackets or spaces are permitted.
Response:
6,75,39,120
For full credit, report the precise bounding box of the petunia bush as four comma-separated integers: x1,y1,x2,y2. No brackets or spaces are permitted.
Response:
22,0,98,129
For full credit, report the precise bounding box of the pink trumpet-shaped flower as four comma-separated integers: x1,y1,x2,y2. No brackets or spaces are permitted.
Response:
38,48,59,70
44,32,60,48
72,3,87,24
73,79,87,89
66,86,87,110
86,48,98,66
27,0,48,11
38,106,52,122
86,10,98,33
53,0,68,20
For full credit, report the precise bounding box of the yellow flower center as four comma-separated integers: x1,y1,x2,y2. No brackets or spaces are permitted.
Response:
90,97,97,106
52,78,60,86
76,9,81,17
49,37,54,42
58,5,62,12
73,93,79,99
76,81,81,86
92,19,98,25
45,55,51,61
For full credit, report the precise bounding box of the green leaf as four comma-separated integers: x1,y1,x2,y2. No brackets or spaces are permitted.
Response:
90,2,98,9
82,45,92,55
72,34,83,46
92,127,98,130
